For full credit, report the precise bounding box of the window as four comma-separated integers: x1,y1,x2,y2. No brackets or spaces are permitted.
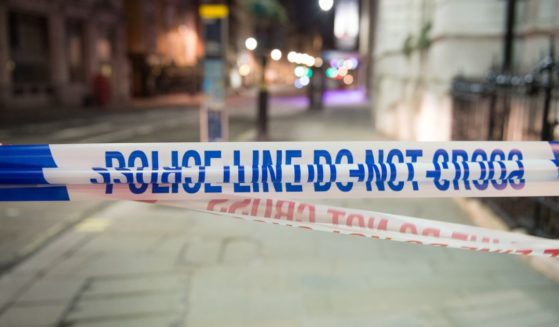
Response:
8,11,49,84
66,20,86,82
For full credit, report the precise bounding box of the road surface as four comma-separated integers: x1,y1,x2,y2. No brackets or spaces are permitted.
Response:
1,98,558,326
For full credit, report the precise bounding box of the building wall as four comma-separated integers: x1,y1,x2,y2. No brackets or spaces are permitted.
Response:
0,0,128,109
371,0,559,141
125,0,204,97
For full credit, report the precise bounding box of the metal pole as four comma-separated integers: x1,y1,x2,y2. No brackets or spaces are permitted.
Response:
502,0,517,73
541,36,555,141
257,54,269,140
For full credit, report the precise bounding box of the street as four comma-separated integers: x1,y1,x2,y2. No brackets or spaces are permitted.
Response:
1,96,559,326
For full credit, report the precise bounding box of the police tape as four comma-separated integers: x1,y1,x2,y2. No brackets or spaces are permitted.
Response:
1,141,558,201
147,196,559,258
1,141,559,257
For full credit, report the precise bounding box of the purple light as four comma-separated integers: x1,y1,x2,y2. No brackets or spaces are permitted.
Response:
323,86,368,105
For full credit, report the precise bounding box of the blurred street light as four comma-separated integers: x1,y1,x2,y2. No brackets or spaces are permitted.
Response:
287,51,318,67
270,49,282,61
334,0,359,50
303,54,315,67
343,74,354,85
245,37,258,51
287,51,297,62
243,0,287,140
239,64,251,76
319,0,334,11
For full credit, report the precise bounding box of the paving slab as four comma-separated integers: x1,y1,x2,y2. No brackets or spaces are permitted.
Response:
65,291,185,323
0,302,67,327
2,107,559,326
73,315,180,327
0,274,36,309
16,277,85,303
181,239,222,266
84,274,186,298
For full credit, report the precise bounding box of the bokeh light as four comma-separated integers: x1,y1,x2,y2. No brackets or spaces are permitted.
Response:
245,37,257,51
270,49,282,61
319,0,334,11
238,64,251,76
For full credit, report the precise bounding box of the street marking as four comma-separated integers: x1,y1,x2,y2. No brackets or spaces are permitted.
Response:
75,218,111,233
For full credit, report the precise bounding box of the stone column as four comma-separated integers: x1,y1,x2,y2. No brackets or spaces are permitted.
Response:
84,17,98,83
112,23,129,104
48,1,68,105
0,1,10,108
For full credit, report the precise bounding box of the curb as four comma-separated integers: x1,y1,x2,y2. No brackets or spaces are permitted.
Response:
454,197,559,284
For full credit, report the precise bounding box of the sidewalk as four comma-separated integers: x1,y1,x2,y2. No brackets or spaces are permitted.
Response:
1,107,559,326
0,93,201,130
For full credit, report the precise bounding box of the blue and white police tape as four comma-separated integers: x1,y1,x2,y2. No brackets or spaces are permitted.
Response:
2,141,559,257
1,141,558,201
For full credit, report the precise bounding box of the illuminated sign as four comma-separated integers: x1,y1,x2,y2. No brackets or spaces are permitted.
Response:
334,0,359,50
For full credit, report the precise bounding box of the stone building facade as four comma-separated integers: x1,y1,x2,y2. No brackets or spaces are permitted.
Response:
0,0,128,109
371,0,559,141
124,0,204,97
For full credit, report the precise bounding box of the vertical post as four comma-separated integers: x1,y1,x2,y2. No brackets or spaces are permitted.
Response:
49,3,67,104
200,3,229,142
257,54,269,139
502,0,516,73
309,64,324,111
498,0,517,141
0,2,10,107
541,37,555,141
112,23,128,104
84,18,98,83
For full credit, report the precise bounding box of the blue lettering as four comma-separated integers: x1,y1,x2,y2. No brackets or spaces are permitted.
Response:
252,151,260,192
182,150,201,193
490,150,507,190
262,150,283,192
161,150,180,193
472,149,488,190
365,150,387,191
387,149,404,191
426,149,450,191
102,151,125,194
405,149,422,191
128,150,149,194
507,149,525,190
234,150,250,193
151,151,169,194
285,150,302,192
335,149,353,192
204,150,222,193
314,150,332,192
452,149,471,190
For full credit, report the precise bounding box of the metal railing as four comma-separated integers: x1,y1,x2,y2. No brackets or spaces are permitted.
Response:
450,39,559,237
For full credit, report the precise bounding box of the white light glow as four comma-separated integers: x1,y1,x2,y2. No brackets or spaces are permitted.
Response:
239,64,251,76
287,51,297,62
303,54,315,67
245,37,257,51
270,49,282,61
319,0,334,11
334,0,359,50
294,53,304,64
294,66,306,77
299,76,310,86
